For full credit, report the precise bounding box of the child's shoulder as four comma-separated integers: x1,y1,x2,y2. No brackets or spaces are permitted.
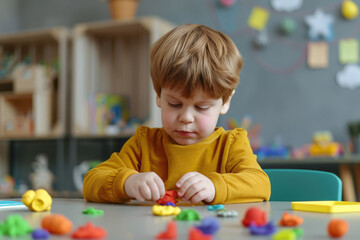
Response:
135,126,165,138
221,128,249,141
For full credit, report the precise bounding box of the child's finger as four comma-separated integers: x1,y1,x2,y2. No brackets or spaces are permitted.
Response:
154,176,165,199
139,185,152,200
132,188,146,201
177,175,198,197
147,180,161,201
176,172,197,188
182,183,203,201
189,190,205,203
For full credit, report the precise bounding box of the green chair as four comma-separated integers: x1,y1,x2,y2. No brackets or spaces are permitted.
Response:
264,169,342,201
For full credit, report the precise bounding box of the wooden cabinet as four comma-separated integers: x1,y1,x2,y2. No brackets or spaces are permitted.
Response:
72,17,174,137
0,28,71,138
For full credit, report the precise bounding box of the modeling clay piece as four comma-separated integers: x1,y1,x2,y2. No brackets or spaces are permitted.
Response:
164,202,175,206
293,228,304,237
82,207,104,215
156,221,177,240
176,209,201,221
195,217,220,235
153,205,181,216
32,229,50,239
22,189,52,212
272,229,296,240
249,221,276,235
72,222,107,239
0,214,33,237
278,212,303,226
242,207,267,227
216,209,238,217
188,227,212,240
157,190,178,205
41,214,72,235
328,219,348,238
207,205,225,211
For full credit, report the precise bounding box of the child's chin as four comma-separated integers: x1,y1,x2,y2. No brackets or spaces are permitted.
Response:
174,138,200,145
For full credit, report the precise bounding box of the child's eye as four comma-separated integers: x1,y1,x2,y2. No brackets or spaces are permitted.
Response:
168,102,181,108
196,105,210,111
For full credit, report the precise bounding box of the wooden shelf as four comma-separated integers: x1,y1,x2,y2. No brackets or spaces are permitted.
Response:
0,27,71,138
72,17,175,137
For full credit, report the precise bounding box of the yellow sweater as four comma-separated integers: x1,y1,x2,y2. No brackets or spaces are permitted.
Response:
83,127,270,204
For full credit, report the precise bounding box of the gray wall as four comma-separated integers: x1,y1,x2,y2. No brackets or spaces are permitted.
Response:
0,0,19,33
3,0,360,148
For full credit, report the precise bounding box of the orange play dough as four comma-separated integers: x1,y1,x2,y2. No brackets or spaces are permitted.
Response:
328,219,348,238
41,214,73,235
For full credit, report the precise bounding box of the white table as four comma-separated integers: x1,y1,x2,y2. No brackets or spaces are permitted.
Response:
1,199,360,239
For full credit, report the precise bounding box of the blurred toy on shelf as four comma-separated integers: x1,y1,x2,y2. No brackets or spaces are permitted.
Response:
0,175,15,195
88,93,136,135
290,144,310,159
255,135,290,160
29,154,54,191
227,115,262,152
309,131,341,157
73,160,101,192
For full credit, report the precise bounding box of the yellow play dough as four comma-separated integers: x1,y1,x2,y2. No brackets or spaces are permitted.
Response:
22,189,52,212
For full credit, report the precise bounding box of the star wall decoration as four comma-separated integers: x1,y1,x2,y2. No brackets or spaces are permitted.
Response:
305,9,334,41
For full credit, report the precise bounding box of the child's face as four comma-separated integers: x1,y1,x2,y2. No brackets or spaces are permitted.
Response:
156,87,231,145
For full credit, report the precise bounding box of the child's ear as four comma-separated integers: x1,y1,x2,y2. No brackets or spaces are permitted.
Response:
156,94,161,108
220,90,234,115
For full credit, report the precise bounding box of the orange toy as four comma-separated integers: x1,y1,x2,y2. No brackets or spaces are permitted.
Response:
41,214,73,235
328,219,348,238
278,212,303,226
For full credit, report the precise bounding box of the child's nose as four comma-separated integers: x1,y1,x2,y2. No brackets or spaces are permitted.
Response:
179,108,194,124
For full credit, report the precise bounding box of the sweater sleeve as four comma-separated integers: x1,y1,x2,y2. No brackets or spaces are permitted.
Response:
207,129,271,204
83,129,143,203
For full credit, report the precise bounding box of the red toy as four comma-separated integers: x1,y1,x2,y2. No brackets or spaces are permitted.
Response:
328,219,348,238
242,207,267,227
188,227,212,240
156,190,178,205
72,222,107,239
156,221,177,239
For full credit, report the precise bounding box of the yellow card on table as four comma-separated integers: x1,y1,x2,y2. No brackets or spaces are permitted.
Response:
292,201,360,213
248,7,269,31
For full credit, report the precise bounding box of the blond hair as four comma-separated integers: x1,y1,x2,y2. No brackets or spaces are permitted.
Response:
150,24,243,102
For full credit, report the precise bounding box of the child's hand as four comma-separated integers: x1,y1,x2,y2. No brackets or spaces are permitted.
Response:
176,172,215,203
124,172,165,201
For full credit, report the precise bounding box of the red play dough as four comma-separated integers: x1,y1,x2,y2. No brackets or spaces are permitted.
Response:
242,207,267,227
156,190,178,205
188,227,212,240
156,221,177,239
72,222,107,239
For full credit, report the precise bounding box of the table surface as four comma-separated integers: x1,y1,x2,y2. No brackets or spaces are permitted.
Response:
1,199,360,239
